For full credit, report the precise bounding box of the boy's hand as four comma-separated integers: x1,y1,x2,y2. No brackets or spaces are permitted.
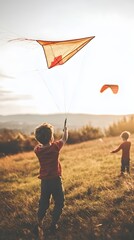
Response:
63,118,67,131
62,118,68,143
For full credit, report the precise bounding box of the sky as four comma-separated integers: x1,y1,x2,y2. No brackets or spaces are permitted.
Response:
0,0,134,116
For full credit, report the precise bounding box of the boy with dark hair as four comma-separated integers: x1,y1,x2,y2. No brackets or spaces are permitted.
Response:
34,120,68,233
111,131,131,175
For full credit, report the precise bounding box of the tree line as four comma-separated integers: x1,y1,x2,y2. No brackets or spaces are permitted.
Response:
0,115,133,156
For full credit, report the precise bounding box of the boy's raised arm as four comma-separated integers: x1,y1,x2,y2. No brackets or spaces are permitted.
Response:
111,145,122,153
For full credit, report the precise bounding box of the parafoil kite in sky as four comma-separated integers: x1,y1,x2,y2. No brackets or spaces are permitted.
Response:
100,84,119,94
9,36,95,69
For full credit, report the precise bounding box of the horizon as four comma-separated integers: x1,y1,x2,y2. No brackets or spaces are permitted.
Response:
0,112,134,117
0,112,130,133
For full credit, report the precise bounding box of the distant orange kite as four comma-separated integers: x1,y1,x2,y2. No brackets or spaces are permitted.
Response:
100,84,119,94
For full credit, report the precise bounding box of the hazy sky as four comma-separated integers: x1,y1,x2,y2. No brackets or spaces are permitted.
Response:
0,0,134,116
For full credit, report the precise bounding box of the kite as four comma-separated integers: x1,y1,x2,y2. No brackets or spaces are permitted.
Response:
37,36,95,68
100,84,119,94
9,36,95,69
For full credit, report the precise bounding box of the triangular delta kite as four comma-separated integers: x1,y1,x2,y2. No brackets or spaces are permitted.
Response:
9,36,95,69
37,36,95,68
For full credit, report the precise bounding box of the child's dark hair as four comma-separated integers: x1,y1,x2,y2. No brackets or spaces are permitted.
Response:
35,123,53,144
120,131,130,140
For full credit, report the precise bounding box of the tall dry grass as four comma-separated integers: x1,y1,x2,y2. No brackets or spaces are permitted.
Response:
0,135,134,240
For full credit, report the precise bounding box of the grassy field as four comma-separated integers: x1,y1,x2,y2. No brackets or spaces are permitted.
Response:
0,135,134,240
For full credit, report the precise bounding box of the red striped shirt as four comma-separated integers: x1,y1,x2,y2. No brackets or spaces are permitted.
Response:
34,140,64,179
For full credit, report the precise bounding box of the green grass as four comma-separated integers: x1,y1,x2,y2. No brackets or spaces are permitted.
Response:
0,136,134,240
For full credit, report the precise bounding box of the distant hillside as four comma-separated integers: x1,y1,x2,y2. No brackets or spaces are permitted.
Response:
0,113,130,134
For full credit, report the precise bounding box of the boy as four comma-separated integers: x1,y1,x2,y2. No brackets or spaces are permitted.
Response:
34,120,68,232
111,131,131,175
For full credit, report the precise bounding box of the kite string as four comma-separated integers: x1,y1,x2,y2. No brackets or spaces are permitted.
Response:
61,74,68,119
36,69,61,113
66,50,87,115
48,43,90,119
38,68,69,123
49,45,68,118
44,42,70,118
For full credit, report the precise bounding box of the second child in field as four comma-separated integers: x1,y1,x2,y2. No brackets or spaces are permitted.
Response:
111,131,131,175
34,120,68,233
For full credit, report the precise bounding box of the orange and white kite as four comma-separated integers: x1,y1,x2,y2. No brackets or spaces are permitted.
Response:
9,36,95,69
100,84,119,94
37,36,95,68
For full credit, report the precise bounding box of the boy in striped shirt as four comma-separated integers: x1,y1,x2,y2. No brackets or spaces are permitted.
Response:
34,121,68,232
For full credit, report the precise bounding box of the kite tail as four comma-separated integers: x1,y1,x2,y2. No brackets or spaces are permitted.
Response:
8,38,35,43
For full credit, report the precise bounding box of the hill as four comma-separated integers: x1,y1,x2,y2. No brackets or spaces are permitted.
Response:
0,135,134,240
0,113,129,133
